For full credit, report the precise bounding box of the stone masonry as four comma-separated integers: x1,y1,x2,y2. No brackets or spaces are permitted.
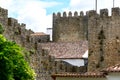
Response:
88,8,120,71
53,11,88,42
53,7,120,72
1,5,120,80
0,7,86,80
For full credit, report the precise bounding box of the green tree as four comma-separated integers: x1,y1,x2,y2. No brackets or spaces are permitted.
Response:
0,26,35,80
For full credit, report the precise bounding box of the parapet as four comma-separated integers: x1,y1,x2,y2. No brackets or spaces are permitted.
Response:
53,11,85,18
8,17,26,30
53,13,56,18
112,7,120,16
57,12,61,17
8,17,18,26
20,23,26,29
87,10,97,17
0,7,8,16
74,11,78,17
100,9,108,17
63,12,67,17
28,29,34,34
80,11,84,16
68,11,72,17
21,23,26,27
53,7,120,21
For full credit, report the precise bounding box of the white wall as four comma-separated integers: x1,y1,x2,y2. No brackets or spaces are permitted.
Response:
107,73,120,80
46,28,52,41
82,50,88,58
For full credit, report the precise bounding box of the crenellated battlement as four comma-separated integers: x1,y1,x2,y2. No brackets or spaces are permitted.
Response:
53,11,88,42
20,23,26,29
53,7,120,19
88,7,120,72
8,17,18,26
0,7,27,31
21,23,26,27
100,9,108,17
112,7,120,16
63,12,67,17
80,11,84,16
7,17,27,30
53,11,85,18
68,11,72,17
1,6,120,79
87,10,97,17
88,7,120,18
0,7,8,16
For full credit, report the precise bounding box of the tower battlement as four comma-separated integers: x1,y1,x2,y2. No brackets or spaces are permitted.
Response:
88,7,120,71
53,7,120,72
112,7,120,16
87,7,120,18
53,11,88,42
53,11,85,19
100,9,108,17
0,7,8,26
87,10,97,17
52,7,120,42
0,7,8,16
8,17,18,26
53,7,120,19
1,6,120,79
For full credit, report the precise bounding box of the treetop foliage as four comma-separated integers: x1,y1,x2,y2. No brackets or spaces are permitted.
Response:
0,25,35,80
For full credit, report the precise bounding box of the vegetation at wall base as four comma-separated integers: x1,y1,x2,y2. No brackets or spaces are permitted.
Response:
0,24,35,80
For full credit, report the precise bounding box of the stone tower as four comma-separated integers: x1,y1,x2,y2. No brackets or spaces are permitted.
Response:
52,11,88,42
88,7,120,71
0,7,8,27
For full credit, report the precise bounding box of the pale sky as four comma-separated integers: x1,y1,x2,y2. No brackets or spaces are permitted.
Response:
0,0,120,32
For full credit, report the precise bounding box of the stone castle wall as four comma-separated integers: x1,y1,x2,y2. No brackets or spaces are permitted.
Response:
53,7,120,72
0,7,34,51
0,7,8,26
0,7,86,80
30,48,86,80
1,5,120,79
88,7,120,71
52,11,88,42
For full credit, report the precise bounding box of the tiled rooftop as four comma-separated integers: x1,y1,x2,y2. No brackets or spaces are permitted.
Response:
102,64,120,72
51,72,106,78
40,41,88,59
30,32,49,36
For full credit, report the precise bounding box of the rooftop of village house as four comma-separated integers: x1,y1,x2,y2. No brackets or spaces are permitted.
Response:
102,63,120,72
51,72,106,78
52,63,120,79
39,40,88,59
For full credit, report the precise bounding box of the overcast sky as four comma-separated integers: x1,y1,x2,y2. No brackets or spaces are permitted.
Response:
0,0,120,32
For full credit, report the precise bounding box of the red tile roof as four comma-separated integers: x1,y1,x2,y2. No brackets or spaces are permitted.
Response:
102,64,120,72
51,72,106,78
40,41,88,59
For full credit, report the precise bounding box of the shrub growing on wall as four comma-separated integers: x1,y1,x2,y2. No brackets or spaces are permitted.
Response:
0,25,35,80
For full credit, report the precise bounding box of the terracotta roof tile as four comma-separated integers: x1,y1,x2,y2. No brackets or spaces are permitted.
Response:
40,41,88,59
102,63,120,72
51,72,106,78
